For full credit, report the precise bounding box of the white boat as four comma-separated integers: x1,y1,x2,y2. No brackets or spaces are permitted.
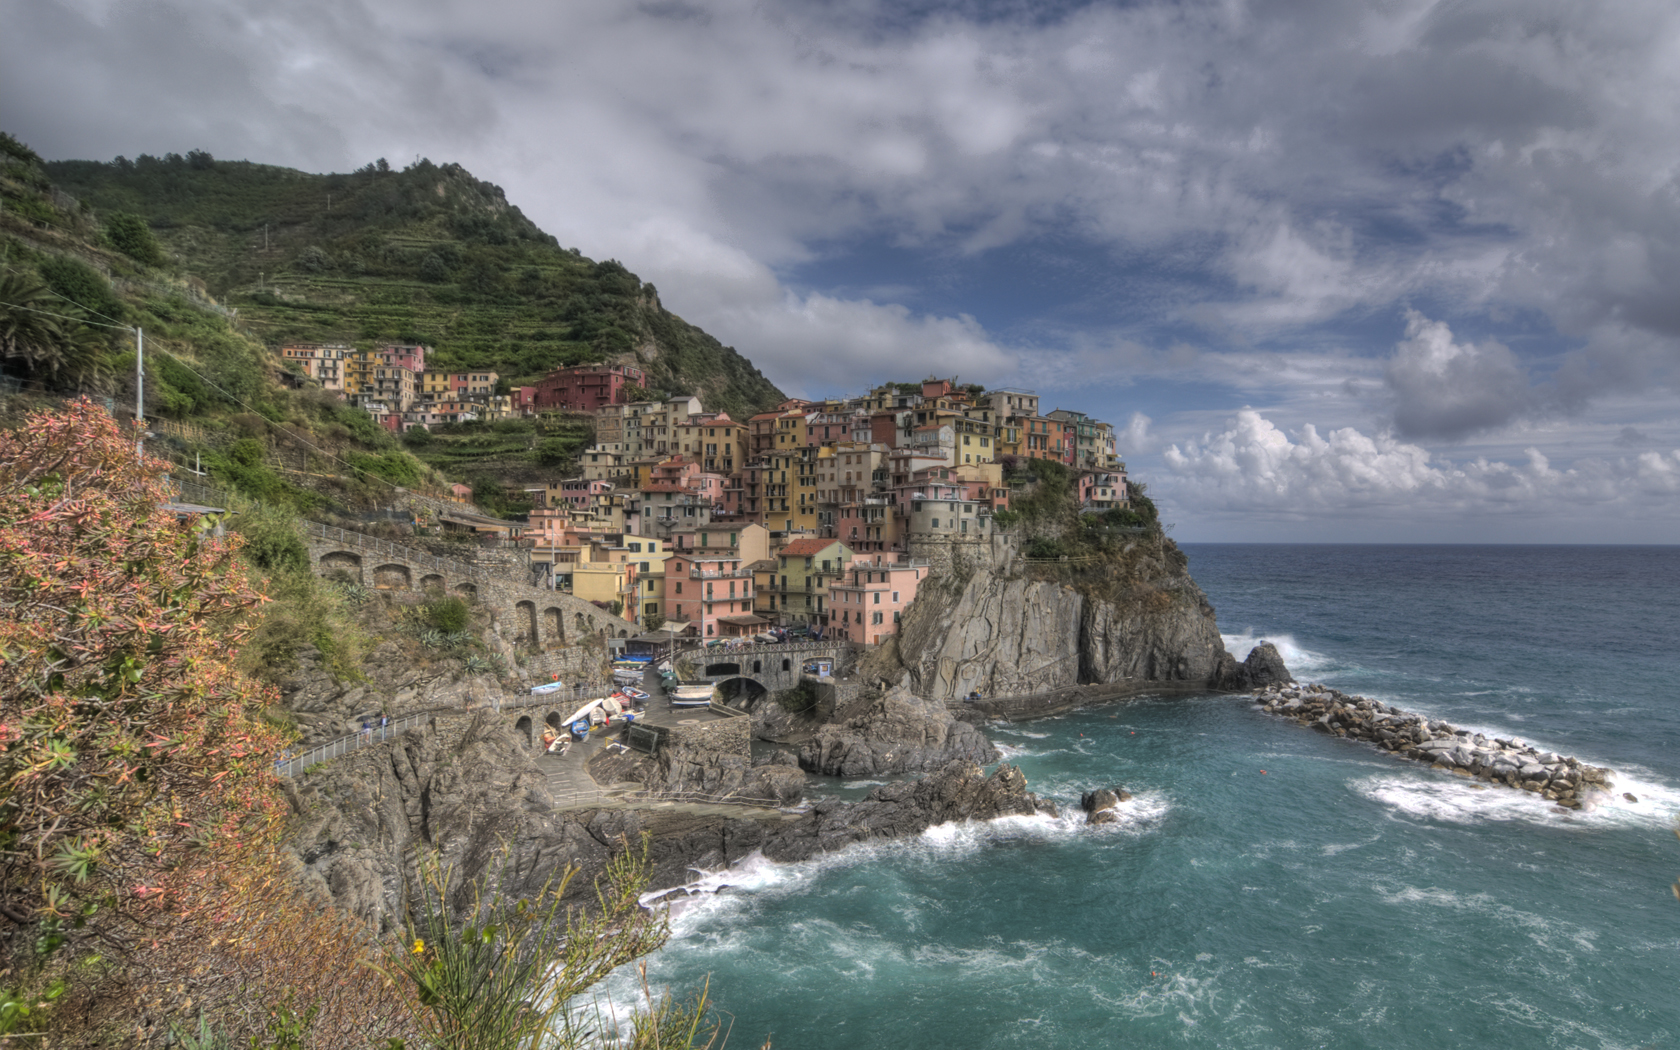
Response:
668,683,716,707
529,680,567,696
613,667,645,685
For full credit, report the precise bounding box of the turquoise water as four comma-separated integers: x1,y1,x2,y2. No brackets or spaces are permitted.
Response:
619,546,1680,1048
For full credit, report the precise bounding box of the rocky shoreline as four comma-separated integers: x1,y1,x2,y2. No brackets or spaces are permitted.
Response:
1250,681,1618,809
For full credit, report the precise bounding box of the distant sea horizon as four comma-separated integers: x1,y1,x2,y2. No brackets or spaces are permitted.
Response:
604,542,1680,1049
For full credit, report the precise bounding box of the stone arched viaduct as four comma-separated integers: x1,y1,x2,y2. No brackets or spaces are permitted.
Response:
304,522,632,648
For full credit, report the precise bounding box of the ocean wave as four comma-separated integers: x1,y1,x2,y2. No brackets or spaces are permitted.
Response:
1221,629,1330,675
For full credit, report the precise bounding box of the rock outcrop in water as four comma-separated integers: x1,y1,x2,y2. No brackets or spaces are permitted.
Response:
798,683,999,776
868,535,1241,701
1250,682,1616,808
286,712,1050,925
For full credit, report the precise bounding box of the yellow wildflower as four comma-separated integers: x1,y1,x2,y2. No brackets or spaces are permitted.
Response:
412,938,425,955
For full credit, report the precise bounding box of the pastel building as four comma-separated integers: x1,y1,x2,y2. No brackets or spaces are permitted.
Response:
828,554,929,646
665,550,761,637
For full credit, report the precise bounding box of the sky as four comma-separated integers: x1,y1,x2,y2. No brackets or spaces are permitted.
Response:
4,0,1680,542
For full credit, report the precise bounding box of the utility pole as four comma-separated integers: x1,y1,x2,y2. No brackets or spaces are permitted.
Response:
264,224,269,251
134,327,144,457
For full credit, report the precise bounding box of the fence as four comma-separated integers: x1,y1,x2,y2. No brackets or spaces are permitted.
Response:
623,788,788,809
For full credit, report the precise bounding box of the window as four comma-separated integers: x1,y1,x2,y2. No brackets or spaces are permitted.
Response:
892,592,899,603
932,518,939,528
675,582,683,594
872,611,883,625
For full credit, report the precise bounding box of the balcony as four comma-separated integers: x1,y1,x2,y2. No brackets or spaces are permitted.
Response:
689,568,755,579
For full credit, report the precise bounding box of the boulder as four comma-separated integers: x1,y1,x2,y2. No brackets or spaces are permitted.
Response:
799,685,999,777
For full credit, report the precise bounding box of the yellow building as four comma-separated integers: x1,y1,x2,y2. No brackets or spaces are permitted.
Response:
770,538,853,627
674,415,749,475
765,447,821,534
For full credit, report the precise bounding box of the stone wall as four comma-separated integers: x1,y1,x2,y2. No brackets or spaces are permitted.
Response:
304,524,624,652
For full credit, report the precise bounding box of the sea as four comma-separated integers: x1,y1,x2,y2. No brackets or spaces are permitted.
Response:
607,545,1680,1049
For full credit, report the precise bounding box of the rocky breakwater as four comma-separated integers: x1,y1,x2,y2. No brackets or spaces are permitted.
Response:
1252,682,1615,809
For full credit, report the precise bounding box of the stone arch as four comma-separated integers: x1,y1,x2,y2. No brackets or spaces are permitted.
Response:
515,601,539,645
705,661,741,677
545,712,563,734
419,573,445,592
618,628,628,638
373,563,412,590
319,551,363,584
544,607,564,645
514,715,533,748
715,676,769,710
453,582,477,598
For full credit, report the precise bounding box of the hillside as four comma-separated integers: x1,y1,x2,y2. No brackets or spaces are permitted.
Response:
43,150,784,419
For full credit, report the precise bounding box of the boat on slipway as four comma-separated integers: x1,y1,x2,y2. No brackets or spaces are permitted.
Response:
668,683,717,708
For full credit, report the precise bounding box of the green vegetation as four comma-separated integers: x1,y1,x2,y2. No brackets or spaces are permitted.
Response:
228,501,370,679
44,151,784,418
425,595,472,633
102,211,165,265
385,842,714,1050
1001,458,1162,562
777,681,819,713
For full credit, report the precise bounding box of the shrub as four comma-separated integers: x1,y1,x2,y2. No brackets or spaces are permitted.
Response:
425,595,471,633
103,212,165,266
0,400,309,1038
776,682,818,714
384,840,711,1050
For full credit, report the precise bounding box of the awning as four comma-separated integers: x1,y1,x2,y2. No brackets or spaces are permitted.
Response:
717,614,768,626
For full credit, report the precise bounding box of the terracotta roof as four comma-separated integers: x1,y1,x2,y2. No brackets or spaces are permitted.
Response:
780,538,840,557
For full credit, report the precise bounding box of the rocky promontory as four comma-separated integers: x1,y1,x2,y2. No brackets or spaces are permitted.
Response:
798,683,999,776
869,534,1252,703
1251,681,1616,808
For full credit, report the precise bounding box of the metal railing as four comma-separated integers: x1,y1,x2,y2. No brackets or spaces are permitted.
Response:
623,789,787,809
277,678,609,777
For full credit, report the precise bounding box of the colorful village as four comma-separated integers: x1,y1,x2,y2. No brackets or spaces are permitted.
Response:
277,344,1130,646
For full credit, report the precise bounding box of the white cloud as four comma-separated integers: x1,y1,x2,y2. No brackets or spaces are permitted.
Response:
1384,311,1535,440
1160,409,1680,529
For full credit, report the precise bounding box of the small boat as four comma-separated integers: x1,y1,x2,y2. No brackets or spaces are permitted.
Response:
529,680,567,696
613,668,645,685
617,687,650,703
668,683,716,708
615,653,654,664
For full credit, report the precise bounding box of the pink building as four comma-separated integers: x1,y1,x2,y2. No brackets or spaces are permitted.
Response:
828,553,927,645
665,550,760,637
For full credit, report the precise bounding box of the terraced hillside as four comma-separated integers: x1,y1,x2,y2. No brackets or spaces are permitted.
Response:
45,152,784,419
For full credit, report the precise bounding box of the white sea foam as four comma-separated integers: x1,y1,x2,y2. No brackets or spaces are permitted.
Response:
993,727,1052,739
1221,629,1330,674
993,742,1033,759
1352,766,1680,830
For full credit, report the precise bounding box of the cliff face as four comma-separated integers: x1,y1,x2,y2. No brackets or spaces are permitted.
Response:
877,536,1230,701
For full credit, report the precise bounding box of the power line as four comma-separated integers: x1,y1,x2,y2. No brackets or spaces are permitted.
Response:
0,298,133,332
3,280,427,496
0,263,131,330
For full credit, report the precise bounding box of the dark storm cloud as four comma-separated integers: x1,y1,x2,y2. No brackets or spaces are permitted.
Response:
6,0,1680,530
